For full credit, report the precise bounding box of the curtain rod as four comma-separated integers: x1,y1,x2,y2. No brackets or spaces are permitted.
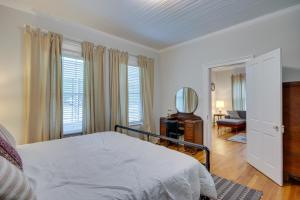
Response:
22,25,143,58
54,33,140,57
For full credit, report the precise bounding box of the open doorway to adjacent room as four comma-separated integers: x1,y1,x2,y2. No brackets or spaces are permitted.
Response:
210,63,247,154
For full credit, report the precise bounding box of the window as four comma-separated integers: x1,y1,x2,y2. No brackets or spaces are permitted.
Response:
232,73,246,111
62,56,84,134
128,65,143,125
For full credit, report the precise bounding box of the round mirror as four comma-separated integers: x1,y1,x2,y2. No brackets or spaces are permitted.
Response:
175,87,198,113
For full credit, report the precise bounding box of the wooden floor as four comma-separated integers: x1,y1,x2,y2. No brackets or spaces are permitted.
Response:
208,127,299,200
164,127,300,200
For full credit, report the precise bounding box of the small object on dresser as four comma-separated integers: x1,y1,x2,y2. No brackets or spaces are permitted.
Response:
167,109,173,118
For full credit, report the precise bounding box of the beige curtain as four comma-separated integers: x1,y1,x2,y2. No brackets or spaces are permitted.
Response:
231,73,246,111
82,42,106,134
24,25,63,143
138,56,155,132
109,49,128,130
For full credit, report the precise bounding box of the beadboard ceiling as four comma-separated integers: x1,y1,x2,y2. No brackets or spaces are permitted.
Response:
1,0,300,50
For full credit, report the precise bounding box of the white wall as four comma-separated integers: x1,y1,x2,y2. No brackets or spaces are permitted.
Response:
211,72,216,116
283,67,300,82
212,70,233,114
211,66,245,115
0,5,160,144
159,5,300,122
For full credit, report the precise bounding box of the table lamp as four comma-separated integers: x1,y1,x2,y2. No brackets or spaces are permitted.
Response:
216,100,224,114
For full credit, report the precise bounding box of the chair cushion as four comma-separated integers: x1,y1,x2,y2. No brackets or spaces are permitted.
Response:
227,111,241,119
166,120,178,133
237,111,246,119
217,118,246,126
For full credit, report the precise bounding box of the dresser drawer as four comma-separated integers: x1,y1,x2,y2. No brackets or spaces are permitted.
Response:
185,123,194,128
184,127,194,141
160,117,167,136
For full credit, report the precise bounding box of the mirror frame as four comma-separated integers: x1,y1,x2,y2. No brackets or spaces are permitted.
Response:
175,87,199,114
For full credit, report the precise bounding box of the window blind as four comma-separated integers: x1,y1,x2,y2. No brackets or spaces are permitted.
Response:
128,65,143,125
62,56,84,134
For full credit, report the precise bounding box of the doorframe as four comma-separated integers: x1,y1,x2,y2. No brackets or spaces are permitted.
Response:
202,55,253,150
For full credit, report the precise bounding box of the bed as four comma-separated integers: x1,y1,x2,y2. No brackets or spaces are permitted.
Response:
17,126,217,200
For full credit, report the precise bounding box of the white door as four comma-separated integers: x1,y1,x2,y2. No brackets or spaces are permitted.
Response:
246,49,283,186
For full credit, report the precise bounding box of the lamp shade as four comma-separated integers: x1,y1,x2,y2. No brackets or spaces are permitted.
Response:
216,100,224,109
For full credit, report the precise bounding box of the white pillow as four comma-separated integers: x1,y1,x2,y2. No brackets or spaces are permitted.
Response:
0,156,36,200
0,123,16,147
227,111,240,119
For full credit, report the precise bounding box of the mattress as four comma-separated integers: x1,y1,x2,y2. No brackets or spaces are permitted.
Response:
18,132,217,200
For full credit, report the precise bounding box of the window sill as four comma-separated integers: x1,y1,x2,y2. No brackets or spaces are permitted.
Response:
129,122,144,127
63,132,83,138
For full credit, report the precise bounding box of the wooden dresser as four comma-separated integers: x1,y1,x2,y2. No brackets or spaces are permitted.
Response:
160,113,203,145
283,81,300,180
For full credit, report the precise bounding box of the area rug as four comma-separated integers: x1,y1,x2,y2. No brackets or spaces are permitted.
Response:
212,175,263,200
227,133,246,144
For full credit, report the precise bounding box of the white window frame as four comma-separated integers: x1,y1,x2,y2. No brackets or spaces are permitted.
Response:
62,40,84,135
128,55,143,126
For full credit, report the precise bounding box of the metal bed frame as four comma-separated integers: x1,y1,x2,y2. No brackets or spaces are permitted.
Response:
114,125,210,171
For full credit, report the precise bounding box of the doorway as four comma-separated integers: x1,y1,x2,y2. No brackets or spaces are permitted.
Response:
209,63,248,176
202,56,251,150
211,63,247,149
203,49,283,186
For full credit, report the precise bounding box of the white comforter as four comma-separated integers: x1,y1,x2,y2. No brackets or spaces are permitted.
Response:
18,132,217,200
